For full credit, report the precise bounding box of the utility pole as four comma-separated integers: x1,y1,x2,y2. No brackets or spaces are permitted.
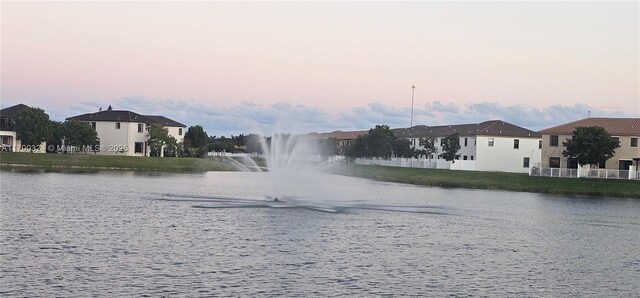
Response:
410,85,415,127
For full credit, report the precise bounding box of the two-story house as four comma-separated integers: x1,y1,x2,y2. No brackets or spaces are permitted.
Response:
67,107,186,157
540,118,640,170
0,104,47,153
394,120,542,173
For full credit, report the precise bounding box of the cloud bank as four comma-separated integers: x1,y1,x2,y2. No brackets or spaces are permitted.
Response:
4,97,637,136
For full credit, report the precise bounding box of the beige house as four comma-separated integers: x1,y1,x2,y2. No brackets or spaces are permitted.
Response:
540,118,640,170
313,130,368,155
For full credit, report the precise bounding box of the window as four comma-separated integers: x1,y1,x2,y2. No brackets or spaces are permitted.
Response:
550,135,559,146
631,137,637,147
115,122,121,129
464,138,468,147
598,160,606,169
549,157,561,168
91,122,96,130
488,138,494,147
463,155,468,160
179,128,183,136
514,139,520,149
539,140,542,149
138,123,144,133
134,142,143,153
523,157,530,168
470,155,474,160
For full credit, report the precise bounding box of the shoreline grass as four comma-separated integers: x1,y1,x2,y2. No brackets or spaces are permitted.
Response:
328,164,640,199
0,152,232,172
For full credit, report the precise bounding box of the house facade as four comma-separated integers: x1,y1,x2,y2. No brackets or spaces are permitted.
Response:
540,118,640,170
67,108,186,157
313,130,368,155
0,104,47,153
394,120,542,173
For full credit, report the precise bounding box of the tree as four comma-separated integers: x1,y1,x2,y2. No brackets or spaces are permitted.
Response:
344,125,397,159
63,120,98,153
562,126,620,166
208,136,236,153
148,124,178,157
47,121,64,153
232,134,246,148
184,125,208,157
439,133,461,162
392,138,415,158
419,137,438,160
15,107,52,151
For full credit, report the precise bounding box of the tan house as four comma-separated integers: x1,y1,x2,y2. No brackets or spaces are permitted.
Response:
540,118,640,170
313,130,368,155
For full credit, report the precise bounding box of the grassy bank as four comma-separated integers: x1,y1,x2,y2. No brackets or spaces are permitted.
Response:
2,152,638,198
0,152,232,172
329,164,640,198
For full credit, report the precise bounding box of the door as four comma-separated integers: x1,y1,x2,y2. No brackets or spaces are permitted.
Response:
619,160,633,170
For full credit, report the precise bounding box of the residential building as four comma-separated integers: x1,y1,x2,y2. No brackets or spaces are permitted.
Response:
67,107,186,156
394,120,542,173
313,130,368,155
540,118,640,170
0,104,47,153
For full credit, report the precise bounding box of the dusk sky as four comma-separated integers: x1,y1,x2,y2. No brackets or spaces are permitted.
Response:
2,1,638,136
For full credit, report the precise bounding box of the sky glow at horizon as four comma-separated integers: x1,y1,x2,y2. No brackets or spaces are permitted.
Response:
1,1,638,135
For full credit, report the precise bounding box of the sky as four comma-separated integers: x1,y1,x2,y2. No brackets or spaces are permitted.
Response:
1,1,639,136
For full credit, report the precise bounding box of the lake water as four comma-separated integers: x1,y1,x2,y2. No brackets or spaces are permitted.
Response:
1,169,639,296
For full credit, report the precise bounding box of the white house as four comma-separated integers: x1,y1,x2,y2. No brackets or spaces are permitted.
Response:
0,104,47,153
67,107,186,157
394,120,542,173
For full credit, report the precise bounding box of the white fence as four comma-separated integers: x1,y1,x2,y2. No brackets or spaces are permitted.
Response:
207,152,261,158
530,164,640,180
355,157,475,171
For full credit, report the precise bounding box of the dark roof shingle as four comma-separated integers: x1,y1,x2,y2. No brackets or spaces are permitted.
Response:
0,104,31,118
67,110,186,127
394,120,540,138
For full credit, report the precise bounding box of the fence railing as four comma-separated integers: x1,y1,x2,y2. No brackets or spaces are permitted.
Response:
531,166,640,180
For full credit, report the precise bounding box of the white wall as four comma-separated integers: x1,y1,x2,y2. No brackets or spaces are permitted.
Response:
408,135,477,161
475,136,541,173
92,121,147,156
166,126,185,144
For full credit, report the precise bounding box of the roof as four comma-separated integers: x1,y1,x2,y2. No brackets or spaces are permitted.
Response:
394,120,541,138
0,104,31,118
540,118,640,136
143,115,186,127
67,110,186,127
314,130,368,140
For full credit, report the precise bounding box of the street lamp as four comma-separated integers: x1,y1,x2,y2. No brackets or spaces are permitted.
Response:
410,85,415,127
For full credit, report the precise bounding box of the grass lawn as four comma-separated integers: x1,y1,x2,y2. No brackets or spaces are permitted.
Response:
329,164,640,199
0,152,232,172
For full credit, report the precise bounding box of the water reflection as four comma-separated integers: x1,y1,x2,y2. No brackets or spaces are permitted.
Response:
1,170,639,296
